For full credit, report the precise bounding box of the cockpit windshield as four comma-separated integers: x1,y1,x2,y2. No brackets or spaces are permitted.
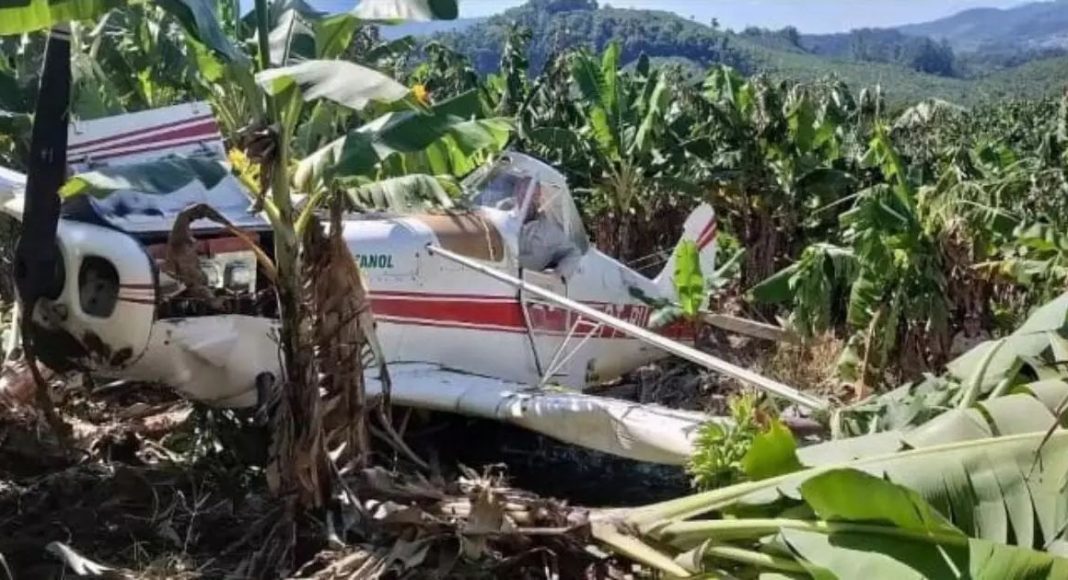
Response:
464,163,534,213
461,153,589,258
525,179,590,258
464,154,590,270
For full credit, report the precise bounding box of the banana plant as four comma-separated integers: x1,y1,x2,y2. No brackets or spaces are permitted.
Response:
0,0,244,441
682,66,859,291
597,435,1068,578
595,292,1068,577
243,0,516,513
524,42,678,260
834,290,1068,436
985,222,1068,307
753,126,952,386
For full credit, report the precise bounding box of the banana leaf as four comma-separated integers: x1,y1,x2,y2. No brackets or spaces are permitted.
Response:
0,0,240,64
58,157,228,199
256,59,411,112
640,431,1068,552
674,240,703,318
800,385,1067,467
0,0,122,35
947,292,1068,390
294,90,512,191
783,469,1068,580
345,174,458,213
351,0,457,20
611,432,1068,578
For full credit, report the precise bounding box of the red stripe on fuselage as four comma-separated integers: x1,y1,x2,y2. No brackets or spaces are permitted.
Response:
68,129,221,164
69,114,215,152
372,293,527,331
369,292,693,340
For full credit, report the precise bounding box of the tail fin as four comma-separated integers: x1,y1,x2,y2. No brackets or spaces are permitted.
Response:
67,101,225,173
654,203,717,304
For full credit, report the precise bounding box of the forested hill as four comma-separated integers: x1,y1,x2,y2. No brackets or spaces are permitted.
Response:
434,0,751,76
422,0,1068,107
742,27,956,77
898,0,1068,52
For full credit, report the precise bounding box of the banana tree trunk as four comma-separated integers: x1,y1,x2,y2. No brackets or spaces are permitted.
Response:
253,0,328,511
742,206,781,294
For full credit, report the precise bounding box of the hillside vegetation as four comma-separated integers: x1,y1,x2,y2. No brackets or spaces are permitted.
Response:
430,0,1068,106
899,0,1068,52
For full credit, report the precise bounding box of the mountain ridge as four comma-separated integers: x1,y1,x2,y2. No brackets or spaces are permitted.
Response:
897,0,1068,51
374,0,1068,106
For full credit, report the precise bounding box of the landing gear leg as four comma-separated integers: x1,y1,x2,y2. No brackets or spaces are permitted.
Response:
253,371,276,426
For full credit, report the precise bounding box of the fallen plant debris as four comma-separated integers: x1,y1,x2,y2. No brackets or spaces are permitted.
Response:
0,365,624,579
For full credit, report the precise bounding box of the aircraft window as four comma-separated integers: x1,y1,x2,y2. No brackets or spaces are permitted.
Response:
518,180,590,276
466,165,533,213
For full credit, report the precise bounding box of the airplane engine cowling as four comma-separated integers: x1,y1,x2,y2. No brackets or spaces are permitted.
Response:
30,221,156,373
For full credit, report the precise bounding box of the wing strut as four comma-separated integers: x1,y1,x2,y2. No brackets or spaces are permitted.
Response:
426,245,829,412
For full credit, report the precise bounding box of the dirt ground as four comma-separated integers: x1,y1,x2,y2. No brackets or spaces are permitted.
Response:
0,327,835,579
0,368,659,579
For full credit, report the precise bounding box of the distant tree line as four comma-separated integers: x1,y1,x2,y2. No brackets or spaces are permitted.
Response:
437,0,751,75
744,27,958,77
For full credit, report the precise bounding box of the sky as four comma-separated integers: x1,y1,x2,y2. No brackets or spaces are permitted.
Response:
454,0,1034,33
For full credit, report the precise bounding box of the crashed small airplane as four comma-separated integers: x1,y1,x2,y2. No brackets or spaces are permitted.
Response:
0,102,826,465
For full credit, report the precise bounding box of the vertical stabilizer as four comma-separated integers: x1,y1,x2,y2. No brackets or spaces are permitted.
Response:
653,203,717,304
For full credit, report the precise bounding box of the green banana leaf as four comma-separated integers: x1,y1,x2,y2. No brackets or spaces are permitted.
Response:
834,291,1068,435
59,157,228,199
673,240,703,318
351,0,458,20
781,469,1068,580
619,431,1068,578
798,386,1066,466
0,0,122,35
266,8,316,65
624,434,1068,578
256,59,412,112
0,0,240,64
651,431,1068,551
784,528,1068,580
294,90,512,191
946,292,1068,390
345,174,458,213
569,46,621,160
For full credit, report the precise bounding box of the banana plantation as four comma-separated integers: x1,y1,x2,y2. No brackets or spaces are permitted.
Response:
0,1,1067,578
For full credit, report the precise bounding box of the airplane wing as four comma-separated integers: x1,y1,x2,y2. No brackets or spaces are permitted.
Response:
0,165,24,221
0,165,24,192
366,362,723,466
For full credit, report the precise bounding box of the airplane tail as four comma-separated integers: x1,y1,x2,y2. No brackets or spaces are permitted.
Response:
67,101,226,173
653,202,717,306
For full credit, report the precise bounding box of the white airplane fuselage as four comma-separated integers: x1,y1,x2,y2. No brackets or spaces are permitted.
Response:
1,102,719,409
345,208,687,389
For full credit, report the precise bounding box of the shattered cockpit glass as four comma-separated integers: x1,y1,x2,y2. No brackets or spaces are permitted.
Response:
526,180,590,257
465,154,589,256
463,161,534,212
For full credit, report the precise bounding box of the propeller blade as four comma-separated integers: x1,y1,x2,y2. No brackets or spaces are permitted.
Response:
15,24,70,312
